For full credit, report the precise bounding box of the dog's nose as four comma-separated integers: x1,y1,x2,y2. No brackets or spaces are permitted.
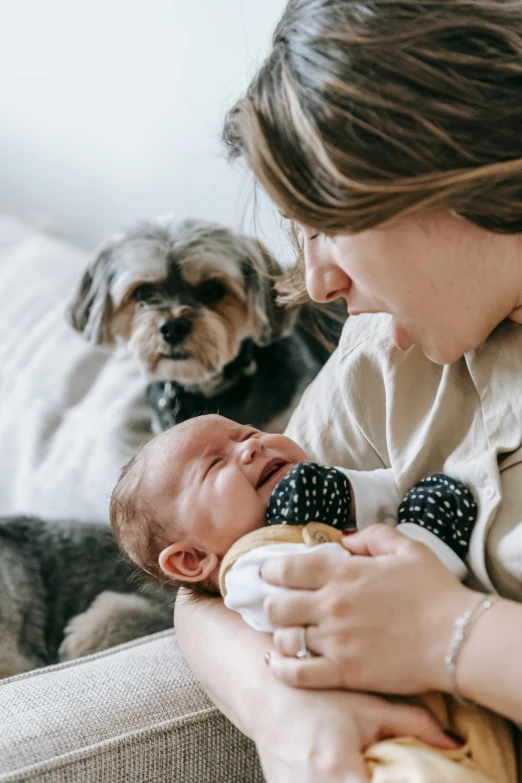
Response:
158,317,192,345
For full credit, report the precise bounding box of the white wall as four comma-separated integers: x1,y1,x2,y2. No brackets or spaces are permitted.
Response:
0,0,291,259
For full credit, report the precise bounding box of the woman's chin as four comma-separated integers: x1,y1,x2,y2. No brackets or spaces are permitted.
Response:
421,342,468,366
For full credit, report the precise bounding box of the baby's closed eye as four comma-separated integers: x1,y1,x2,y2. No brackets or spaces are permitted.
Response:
205,457,224,476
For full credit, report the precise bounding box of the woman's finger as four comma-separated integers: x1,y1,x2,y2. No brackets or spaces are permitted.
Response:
378,702,462,751
261,550,350,589
341,524,413,557
273,625,322,657
268,649,344,689
264,590,319,627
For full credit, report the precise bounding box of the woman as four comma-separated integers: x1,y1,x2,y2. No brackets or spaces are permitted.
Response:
176,2,522,781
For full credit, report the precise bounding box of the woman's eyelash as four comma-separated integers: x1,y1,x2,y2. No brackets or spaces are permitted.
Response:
310,232,334,241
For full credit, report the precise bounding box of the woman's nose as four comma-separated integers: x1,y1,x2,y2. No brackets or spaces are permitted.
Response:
305,263,351,304
303,238,351,304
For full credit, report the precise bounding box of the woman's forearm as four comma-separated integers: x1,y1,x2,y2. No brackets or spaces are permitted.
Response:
174,590,274,738
457,597,522,722
174,590,459,783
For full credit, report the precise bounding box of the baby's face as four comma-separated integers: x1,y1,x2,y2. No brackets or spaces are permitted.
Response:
144,414,309,556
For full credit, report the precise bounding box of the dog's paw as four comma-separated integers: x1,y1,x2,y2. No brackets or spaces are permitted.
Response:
59,590,173,661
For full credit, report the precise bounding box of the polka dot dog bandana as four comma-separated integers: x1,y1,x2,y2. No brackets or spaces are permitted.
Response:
398,473,477,556
266,462,353,530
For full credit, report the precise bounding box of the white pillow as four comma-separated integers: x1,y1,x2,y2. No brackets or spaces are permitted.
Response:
0,215,150,522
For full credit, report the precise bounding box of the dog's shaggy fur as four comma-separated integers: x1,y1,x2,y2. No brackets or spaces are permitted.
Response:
0,516,175,679
68,217,344,432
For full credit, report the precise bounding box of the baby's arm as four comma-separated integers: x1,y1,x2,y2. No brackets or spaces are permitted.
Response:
339,467,476,579
269,463,475,580
336,466,400,528
338,468,475,578
266,461,400,532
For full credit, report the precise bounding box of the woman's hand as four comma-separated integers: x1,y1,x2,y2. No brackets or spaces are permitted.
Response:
261,524,477,695
256,687,459,783
175,585,459,783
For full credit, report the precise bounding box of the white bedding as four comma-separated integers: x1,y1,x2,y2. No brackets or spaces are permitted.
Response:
0,215,150,522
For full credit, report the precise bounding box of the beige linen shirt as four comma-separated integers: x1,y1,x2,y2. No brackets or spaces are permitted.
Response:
286,313,522,598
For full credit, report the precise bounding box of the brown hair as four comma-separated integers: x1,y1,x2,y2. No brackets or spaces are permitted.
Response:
110,433,218,599
224,0,522,301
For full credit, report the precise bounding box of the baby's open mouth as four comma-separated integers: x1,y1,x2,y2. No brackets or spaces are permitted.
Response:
257,461,287,489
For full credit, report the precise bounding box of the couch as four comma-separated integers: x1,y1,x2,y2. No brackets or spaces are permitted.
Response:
0,214,264,781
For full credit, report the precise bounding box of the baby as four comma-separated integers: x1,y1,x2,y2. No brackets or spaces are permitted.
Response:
110,414,475,625
110,414,514,783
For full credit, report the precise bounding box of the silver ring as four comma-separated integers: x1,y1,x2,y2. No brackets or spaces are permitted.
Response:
296,626,313,660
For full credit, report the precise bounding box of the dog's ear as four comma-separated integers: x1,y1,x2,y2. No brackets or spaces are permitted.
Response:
67,233,124,346
241,237,297,346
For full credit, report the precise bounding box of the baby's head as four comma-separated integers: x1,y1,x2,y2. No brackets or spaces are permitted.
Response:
110,414,308,595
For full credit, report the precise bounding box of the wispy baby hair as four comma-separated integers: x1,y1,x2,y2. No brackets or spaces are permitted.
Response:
110,426,219,599
110,437,172,584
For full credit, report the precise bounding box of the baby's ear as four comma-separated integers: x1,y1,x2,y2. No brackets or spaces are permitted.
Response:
159,544,218,583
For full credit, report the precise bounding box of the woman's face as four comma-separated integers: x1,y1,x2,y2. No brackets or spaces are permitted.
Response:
301,210,519,365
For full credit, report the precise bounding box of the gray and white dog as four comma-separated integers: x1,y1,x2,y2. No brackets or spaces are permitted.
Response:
1,222,343,679
68,217,343,433
0,515,176,679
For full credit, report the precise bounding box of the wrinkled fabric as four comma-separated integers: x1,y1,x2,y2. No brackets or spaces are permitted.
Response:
286,314,522,596
366,692,515,783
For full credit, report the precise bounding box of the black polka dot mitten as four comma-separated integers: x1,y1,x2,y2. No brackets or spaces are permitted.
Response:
398,473,477,557
266,462,353,530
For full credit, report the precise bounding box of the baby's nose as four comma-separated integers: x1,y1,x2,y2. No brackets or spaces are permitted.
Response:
239,438,263,463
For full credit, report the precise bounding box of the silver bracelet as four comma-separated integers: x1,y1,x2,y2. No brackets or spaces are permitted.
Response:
445,594,500,707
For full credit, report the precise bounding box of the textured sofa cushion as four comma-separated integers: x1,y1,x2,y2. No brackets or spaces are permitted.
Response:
0,214,150,522
0,629,264,783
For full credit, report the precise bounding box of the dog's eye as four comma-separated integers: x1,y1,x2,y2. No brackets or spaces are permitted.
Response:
132,284,157,303
196,280,226,305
